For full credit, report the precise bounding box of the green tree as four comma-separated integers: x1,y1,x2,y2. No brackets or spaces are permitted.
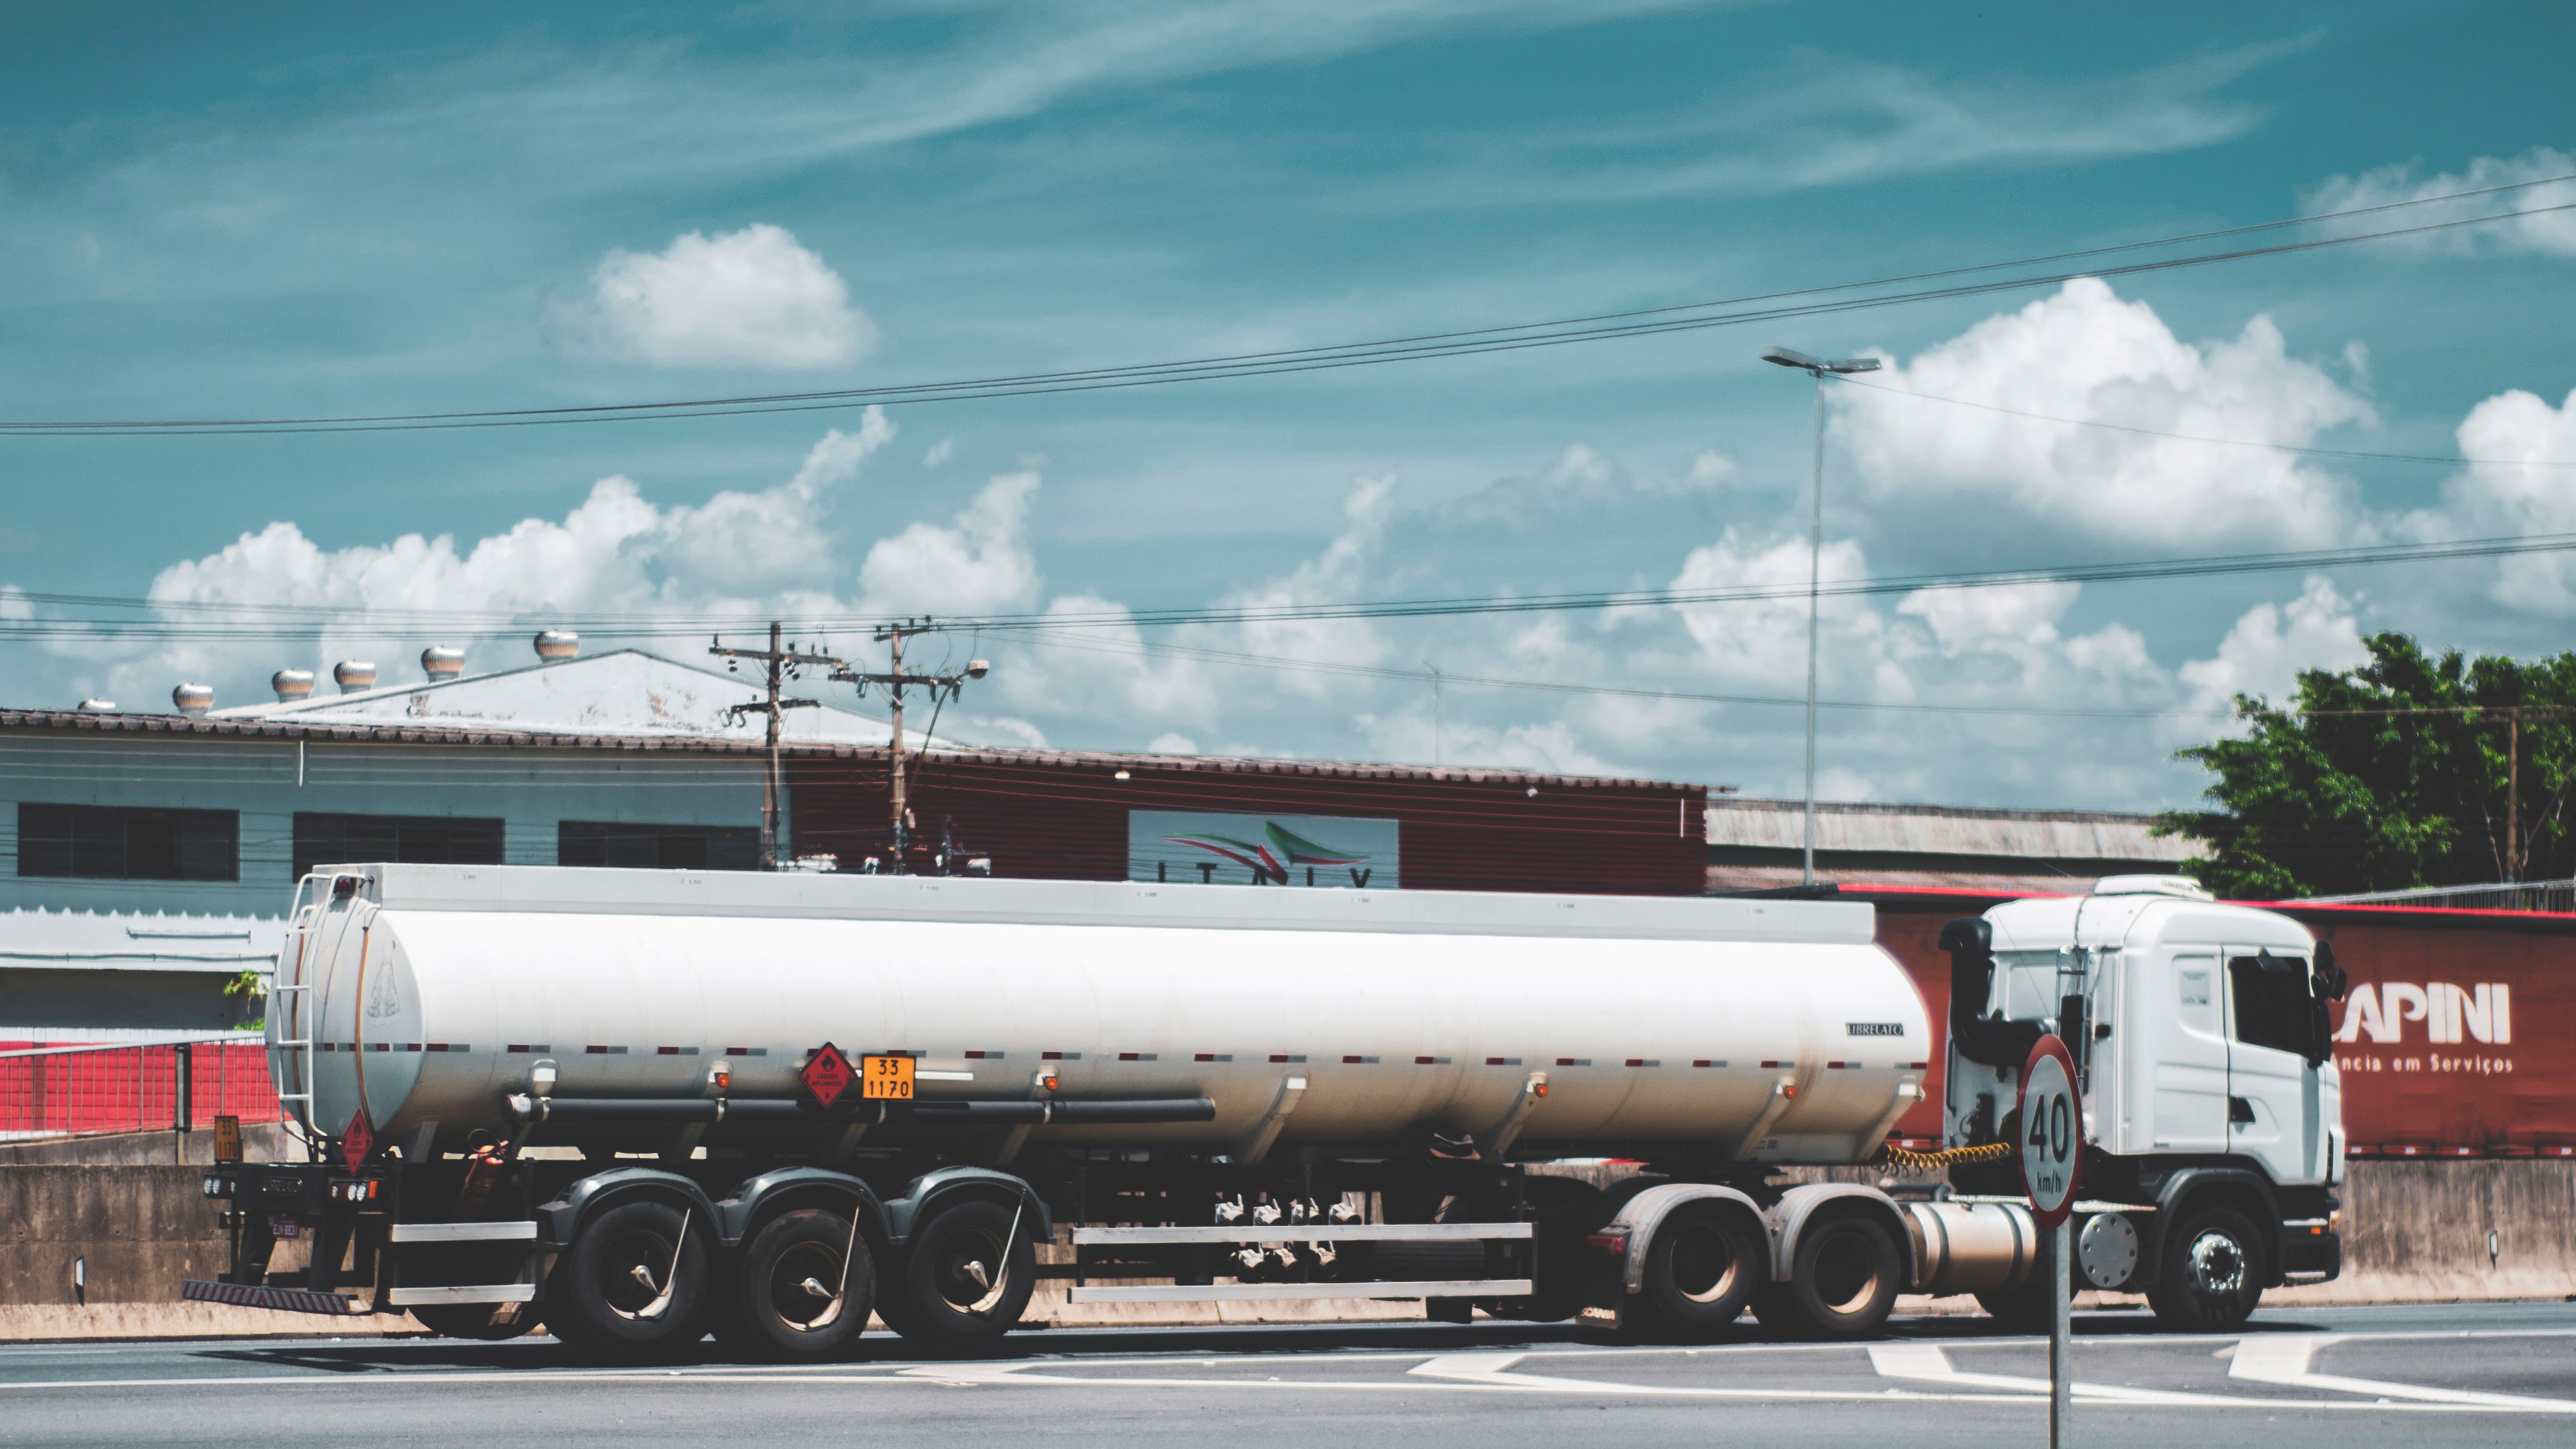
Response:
2158,633,2576,898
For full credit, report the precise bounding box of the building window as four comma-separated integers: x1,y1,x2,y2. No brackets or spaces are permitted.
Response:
559,821,761,872
293,813,504,879
18,803,239,881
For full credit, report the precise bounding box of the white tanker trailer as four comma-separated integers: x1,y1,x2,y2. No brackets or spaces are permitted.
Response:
185,865,2343,1360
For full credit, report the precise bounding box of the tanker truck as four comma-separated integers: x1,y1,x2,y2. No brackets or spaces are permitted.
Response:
183,865,2343,1359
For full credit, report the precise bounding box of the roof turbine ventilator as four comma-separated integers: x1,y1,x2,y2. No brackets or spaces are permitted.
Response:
271,668,316,703
332,660,377,694
172,684,214,717
421,645,466,680
534,630,579,661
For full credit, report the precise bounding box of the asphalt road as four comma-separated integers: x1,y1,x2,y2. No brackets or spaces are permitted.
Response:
4,1301,2572,1448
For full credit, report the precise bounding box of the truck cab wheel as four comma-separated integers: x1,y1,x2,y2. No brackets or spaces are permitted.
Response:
546,1200,712,1361
717,1210,874,1362
1778,1211,1900,1338
883,1199,1035,1349
1633,1203,1762,1340
2146,1206,2264,1331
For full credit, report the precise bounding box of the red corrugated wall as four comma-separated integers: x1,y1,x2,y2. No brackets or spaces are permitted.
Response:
788,752,1707,895
1862,889,2576,1157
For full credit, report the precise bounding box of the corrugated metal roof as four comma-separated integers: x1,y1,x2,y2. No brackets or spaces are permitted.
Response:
1707,795,2188,861
0,707,1715,794
799,743,1713,794
0,707,781,753
209,648,914,745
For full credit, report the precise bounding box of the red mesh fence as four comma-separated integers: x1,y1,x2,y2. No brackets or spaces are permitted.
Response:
0,1041,281,1140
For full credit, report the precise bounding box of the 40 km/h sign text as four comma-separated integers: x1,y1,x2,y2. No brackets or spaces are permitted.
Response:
2019,1035,2082,1230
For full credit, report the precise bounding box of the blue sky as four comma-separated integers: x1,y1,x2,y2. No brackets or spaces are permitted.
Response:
3,2,2572,809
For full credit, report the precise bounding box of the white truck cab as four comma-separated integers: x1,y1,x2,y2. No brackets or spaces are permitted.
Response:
1937,876,2347,1329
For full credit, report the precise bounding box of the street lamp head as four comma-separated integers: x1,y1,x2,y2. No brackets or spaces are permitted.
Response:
1826,356,1882,374
965,659,990,680
1762,346,1823,371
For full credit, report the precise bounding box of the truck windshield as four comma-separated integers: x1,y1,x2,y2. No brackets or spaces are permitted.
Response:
1990,951,2069,1020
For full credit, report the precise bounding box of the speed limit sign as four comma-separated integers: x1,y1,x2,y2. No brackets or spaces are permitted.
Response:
2018,1035,2082,1229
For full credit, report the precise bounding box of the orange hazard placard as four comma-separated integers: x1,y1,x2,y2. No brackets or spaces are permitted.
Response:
861,1054,915,1101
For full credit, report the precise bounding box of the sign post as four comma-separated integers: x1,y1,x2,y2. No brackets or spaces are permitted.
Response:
2020,1035,2082,1449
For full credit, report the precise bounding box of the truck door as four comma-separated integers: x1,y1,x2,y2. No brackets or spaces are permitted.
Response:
2144,951,2228,1154
2223,950,2323,1184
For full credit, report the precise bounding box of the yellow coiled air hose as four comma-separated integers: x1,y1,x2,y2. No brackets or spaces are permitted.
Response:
1879,1140,2015,1171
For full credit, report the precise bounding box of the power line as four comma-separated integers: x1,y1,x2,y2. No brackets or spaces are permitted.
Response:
5,181,2572,438
6,530,2573,644
1003,628,2241,720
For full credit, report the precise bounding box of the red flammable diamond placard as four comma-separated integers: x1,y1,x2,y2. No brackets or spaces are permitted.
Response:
340,1110,374,1171
801,1042,855,1109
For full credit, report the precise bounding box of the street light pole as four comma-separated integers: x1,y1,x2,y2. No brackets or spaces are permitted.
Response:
1762,347,1881,889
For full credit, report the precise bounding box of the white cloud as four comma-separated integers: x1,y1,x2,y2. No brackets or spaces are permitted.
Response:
1685,450,1736,487
1841,278,2374,551
994,595,1219,727
2409,386,2576,612
1436,442,1730,529
923,438,956,468
2177,576,2365,713
857,471,1044,617
543,224,877,370
98,414,896,708
1147,732,1199,755
1669,529,1879,685
1222,476,1397,693
2302,147,2576,257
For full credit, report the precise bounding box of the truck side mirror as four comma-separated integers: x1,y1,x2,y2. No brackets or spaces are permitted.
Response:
2311,940,2348,1002
1938,917,1994,1021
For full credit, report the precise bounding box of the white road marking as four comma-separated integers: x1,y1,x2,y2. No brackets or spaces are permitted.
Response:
2229,1334,2576,1413
1866,1342,2258,1405
1408,1353,1530,1384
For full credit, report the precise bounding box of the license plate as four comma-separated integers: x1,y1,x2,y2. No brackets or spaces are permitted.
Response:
861,1055,916,1100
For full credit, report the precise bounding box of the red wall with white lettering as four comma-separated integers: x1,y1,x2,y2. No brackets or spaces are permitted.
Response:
1859,889,2576,1159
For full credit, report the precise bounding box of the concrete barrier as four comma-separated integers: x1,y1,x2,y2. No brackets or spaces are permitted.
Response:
2,1157,2567,1341
0,1164,421,1340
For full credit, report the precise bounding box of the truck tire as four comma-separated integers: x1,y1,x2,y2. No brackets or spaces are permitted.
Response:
408,1302,539,1341
717,1209,873,1362
883,1199,1035,1349
2146,1206,2264,1331
546,1200,712,1361
1631,1201,1762,1340
1777,1210,1901,1338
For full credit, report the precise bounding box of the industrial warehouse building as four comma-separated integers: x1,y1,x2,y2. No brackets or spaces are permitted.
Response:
3,643,2571,1160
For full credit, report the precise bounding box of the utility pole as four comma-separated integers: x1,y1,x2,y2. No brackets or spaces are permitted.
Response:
1762,347,1880,888
710,623,839,869
833,619,988,873
1423,659,1443,767
2508,709,2521,881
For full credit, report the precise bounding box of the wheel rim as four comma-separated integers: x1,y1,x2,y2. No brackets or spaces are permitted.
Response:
1668,1221,1743,1305
768,1239,849,1331
2184,1230,2247,1296
1810,1227,1881,1314
597,1227,679,1322
934,1225,1009,1313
